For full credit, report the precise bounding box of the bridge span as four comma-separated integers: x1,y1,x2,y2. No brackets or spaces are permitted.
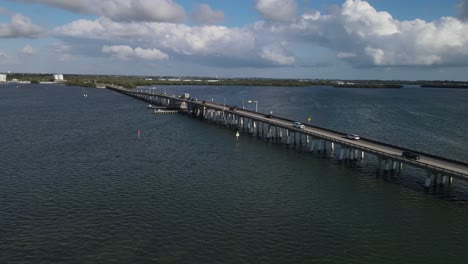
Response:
107,85,468,188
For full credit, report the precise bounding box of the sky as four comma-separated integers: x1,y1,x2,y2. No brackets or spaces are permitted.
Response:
1,0,468,80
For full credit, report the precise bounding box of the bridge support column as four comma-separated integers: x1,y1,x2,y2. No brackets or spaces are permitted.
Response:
424,171,435,188
360,151,365,160
385,159,390,172
441,175,450,186
310,139,315,152
339,148,345,160
266,125,272,140
257,122,261,137
286,130,292,145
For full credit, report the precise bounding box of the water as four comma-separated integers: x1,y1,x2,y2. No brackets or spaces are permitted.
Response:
1,83,468,263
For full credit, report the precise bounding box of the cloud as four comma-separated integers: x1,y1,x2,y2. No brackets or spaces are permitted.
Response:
53,17,256,59
18,0,89,12
254,0,297,22
259,43,295,65
21,44,38,55
0,13,43,38
192,4,225,25
19,0,186,22
256,0,468,67
49,0,468,70
102,45,168,60
458,0,468,21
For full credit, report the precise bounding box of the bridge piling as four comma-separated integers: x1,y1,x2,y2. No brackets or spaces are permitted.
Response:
108,86,468,189
339,148,345,160
425,171,435,188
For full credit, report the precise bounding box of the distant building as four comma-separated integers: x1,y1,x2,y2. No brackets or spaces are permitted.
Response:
53,74,64,81
0,74,6,83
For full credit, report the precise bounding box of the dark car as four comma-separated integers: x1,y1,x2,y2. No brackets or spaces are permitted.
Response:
229,106,239,111
265,114,273,118
402,151,420,160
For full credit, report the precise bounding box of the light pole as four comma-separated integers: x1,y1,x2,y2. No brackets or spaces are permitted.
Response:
247,100,258,112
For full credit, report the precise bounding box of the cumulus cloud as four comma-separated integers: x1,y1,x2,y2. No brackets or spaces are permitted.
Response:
21,44,38,55
0,13,43,38
17,0,89,12
102,45,168,60
49,0,468,69
254,0,297,22
256,0,468,67
192,4,225,25
53,17,256,59
259,43,295,65
19,0,186,22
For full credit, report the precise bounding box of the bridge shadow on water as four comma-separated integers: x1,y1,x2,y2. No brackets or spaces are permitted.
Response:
275,136,468,208
186,113,468,208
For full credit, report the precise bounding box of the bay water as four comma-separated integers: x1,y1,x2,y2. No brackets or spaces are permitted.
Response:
1,83,468,263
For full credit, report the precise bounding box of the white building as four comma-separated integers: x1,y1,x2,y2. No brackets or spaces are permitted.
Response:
53,74,64,81
0,74,6,83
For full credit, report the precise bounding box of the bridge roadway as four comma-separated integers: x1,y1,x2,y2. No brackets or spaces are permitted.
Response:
198,100,468,180
107,86,468,184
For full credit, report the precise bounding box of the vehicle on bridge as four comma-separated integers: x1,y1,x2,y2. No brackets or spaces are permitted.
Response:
293,122,305,129
346,134,360,140
402,151,420,160
229,106,239,111
265,114,273,118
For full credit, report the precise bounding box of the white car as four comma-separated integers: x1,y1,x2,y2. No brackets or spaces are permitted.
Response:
346,134,360,140
293,122,305,129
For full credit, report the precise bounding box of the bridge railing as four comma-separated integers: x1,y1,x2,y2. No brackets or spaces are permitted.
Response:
108,86,468,177
255,118,467,178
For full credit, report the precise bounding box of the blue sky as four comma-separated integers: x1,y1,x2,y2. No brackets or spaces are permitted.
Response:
1,0,468,80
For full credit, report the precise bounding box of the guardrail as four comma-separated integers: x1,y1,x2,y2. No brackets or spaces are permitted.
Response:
109,86,468,179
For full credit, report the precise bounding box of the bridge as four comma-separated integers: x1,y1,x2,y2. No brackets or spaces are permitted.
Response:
107,85,468,188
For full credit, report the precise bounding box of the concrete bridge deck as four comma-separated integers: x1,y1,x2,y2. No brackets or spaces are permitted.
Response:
106,85,468,186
